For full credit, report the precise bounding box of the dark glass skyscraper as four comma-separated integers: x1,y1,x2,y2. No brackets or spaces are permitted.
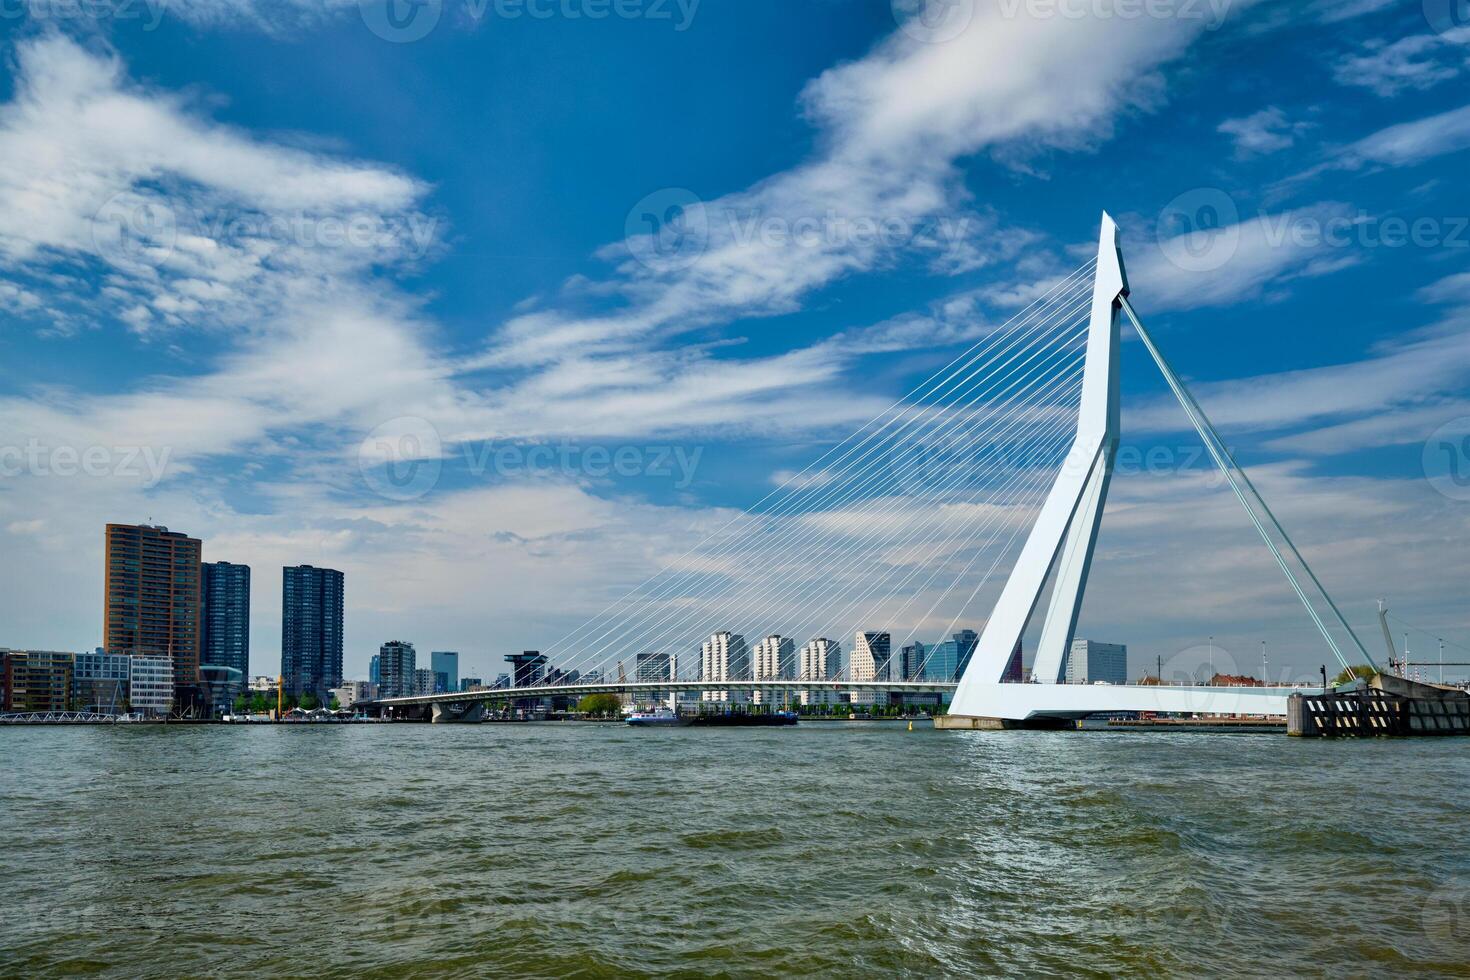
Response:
281,565,344,700
201,562,250,679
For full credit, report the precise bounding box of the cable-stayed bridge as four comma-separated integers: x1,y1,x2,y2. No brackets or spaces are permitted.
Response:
368,213,1370,727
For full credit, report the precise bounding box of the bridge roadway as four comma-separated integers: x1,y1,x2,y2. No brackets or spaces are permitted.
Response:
363,679,959,714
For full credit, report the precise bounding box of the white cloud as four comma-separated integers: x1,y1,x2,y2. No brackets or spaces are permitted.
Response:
1332,31,1470,97
1127,204,1363,313
1218,107,1311,157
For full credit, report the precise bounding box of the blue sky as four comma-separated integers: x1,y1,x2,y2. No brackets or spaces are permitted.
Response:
1,0,1469,683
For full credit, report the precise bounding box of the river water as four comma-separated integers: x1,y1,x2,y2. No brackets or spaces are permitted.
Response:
2,722,1468,977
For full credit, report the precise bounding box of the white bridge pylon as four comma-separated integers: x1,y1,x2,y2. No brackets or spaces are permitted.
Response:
949,213,1332,723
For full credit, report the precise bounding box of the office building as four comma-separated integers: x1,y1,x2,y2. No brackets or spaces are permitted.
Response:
506,651,547,688
199,665,244,716
848,631,891,705
431,651,459,694
369,654,381,687
799,637,840,706
201,561,250,680
413,668,436,697
459,676,483,692
281,565,344,700
700,631,748,703
377,641,416,699
635,652,674,706
923,629,979,682
129,655,174,716
900,641,926,681
103,523,203,692
1066,639,1128,686
73,650,131,713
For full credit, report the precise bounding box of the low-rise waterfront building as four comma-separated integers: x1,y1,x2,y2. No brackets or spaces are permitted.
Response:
331,681,377,707
73,650,131,713
129,655,174,716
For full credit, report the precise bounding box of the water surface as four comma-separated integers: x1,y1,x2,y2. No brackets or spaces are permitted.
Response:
3,722,1468,976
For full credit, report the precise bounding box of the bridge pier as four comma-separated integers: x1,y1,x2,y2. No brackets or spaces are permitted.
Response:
934,715,1072,731
431,701,487,724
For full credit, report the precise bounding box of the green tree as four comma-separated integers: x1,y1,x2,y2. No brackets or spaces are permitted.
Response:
1332,664,1377,685
299,693,320,710
578,693,624,718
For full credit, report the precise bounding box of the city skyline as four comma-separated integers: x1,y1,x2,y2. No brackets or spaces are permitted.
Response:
1,5,1468,684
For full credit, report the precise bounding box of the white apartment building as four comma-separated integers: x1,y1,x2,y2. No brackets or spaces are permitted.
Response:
848,631,891,706
700,631,749,704
129,655,174,716
751,635,795,705
799,637,840,706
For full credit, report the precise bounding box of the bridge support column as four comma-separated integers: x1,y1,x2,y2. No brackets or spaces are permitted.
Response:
431,701,487,724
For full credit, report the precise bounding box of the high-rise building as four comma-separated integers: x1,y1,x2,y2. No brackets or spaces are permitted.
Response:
281,565,344,700
413,668,437,696
849,631,891,705
506,651,547,688
798,637,840,707
1066,639,1127,686
922,629,979,682
201,561,251,680
377,641,416,699
459,677,483,692
104,523,202,695
900,641,926,681
369,653,381,687
636,652,674,706
431,651,459,694
752,635,795,680
700,631,748,703
752,635,795,706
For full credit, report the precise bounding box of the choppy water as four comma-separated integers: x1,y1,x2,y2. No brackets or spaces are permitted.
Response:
2,722,1469,977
